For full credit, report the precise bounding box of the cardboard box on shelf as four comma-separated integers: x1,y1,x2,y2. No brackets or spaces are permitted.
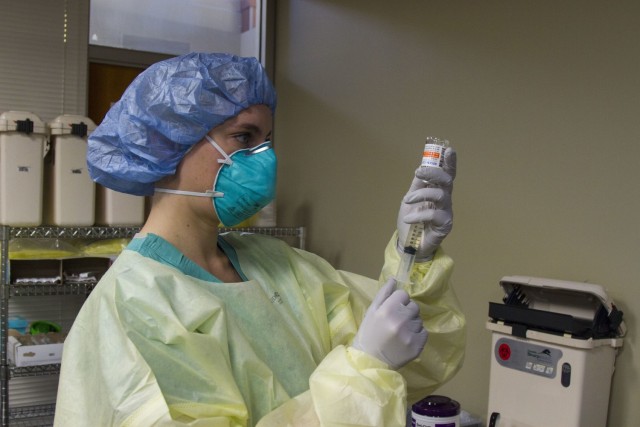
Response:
8,333,66,367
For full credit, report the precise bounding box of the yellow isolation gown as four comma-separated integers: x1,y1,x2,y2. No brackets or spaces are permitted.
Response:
54,231,465,427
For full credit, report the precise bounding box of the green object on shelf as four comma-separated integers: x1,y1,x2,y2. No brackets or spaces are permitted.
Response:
30,320,62,334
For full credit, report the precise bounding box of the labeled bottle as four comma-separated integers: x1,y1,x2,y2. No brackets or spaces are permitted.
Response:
395,137,450,288
421,136,449,169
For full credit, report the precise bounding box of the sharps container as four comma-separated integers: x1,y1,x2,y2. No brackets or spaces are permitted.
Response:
0,111,47,226
411,395,461,427
44,115,97,226
95,185,145,226
486,276,625,427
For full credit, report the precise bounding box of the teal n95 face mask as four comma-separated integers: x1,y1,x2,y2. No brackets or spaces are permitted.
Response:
155,135,277,227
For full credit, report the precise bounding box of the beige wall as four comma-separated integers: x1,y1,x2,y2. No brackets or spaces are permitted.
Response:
273,1,639,425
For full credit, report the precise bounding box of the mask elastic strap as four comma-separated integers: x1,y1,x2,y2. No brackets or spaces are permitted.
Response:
154,135,233,198
205,134,233,165
155,188,223,198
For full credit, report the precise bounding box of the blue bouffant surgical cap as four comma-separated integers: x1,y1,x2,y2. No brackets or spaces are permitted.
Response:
87,52,277,196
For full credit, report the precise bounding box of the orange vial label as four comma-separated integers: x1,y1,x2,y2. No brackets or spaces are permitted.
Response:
421,143,446,168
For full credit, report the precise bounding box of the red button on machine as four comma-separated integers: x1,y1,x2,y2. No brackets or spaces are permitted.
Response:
498,343,511,360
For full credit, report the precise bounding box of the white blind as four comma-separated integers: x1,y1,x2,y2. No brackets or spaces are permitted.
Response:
0,0,89,122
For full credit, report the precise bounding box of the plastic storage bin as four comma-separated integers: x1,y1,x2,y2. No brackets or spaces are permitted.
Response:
95,185,145,226
44,115,97,226
0,111,47,226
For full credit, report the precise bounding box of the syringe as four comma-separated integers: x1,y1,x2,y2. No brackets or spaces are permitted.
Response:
395,137,449,289
395,223,425,286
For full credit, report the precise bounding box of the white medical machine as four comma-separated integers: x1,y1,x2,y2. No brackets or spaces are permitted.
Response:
486,276,625,427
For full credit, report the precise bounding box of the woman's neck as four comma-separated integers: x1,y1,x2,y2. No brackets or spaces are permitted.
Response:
140,196,242,282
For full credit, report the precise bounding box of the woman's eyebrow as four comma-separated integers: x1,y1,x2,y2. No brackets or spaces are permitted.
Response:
231,123,263,134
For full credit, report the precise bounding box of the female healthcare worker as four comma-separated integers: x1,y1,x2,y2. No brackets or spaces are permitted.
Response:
54,52,465,427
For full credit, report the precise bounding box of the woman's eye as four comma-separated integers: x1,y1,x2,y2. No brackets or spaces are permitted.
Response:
233,134,251,145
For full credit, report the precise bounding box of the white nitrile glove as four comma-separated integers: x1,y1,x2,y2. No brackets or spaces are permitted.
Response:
397,147,456,262
352,278,428,370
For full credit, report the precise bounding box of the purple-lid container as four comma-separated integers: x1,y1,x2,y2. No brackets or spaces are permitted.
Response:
412,394,461,418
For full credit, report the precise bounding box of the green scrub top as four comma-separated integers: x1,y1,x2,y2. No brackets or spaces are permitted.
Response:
127,232,248,282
